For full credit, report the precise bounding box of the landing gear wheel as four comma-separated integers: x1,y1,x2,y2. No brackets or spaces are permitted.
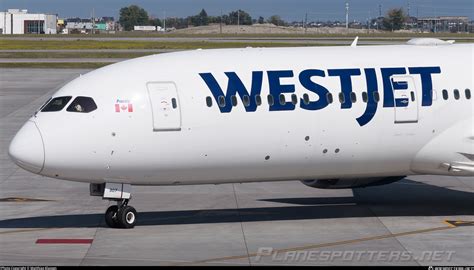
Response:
117,205,137,229
105,205,119,228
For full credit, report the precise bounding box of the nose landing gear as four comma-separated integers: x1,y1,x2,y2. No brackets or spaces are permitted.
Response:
105,199,137,229
90,183,137,229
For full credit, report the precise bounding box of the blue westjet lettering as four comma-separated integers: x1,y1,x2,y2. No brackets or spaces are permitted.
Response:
199,66,441,126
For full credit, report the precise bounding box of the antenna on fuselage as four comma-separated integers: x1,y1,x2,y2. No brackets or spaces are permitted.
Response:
351,36,359,47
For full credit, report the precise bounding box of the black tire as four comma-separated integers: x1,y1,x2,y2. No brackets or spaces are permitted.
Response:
105,205,119,228
117,206,137,229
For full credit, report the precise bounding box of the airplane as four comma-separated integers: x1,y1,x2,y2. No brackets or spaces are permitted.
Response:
8,38,474,229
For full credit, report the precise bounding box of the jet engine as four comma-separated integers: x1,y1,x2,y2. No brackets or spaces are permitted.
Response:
301,176,405,189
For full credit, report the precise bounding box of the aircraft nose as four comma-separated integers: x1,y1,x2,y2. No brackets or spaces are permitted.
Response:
8,121,45,174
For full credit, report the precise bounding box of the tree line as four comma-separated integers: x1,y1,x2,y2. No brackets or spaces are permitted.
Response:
119,5,410,31
119,5,293,31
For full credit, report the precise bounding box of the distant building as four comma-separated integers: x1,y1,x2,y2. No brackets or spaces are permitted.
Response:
134,25,157,31
65,18,93,34
417,16,470,33
96,17,115,31
64,17,115,34
404,16,418,29
0,9,57,34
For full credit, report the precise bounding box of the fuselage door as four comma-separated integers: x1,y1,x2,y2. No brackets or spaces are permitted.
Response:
391,75,418,123
147,82,182,131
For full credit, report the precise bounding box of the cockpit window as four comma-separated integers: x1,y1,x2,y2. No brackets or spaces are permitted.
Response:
66,96,97,113
35,97,52,115
41,96,72,112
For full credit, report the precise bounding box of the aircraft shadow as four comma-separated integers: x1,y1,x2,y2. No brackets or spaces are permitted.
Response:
0,179,472,228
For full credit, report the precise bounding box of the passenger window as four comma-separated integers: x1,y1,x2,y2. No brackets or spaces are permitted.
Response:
279,94,286,105
291,94,298,105
218,96,226,107
338,93,345,104
66,96,98,113
465,89,471,100
231,95,238,107
453,89,460,100
267,95,274,106
442,90,448,100
362,92,368,103
373,92,380,103
243,95,250,107
255,95,262,106
303,94,310,105
206,96,213,107
326,93,333,104
350,92,357,103
41,96,72,112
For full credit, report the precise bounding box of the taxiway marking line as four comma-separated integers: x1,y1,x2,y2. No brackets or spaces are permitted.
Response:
36,238,93,244
443,220,457,228
0,197,54,202
0,228,52,235
182,220,468,265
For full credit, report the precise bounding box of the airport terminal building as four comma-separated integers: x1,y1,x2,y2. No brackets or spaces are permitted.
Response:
0,9,57,34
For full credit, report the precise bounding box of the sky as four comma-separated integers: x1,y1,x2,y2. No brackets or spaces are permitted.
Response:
1,0,473,22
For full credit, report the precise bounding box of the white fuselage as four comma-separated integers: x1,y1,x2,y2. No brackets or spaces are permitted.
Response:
8,44,474,186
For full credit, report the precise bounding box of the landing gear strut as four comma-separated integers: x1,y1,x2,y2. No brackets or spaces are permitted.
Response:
90,183,137,229
105,199,137,229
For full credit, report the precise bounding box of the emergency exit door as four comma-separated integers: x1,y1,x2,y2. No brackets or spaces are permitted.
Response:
391,76,419,124
147,82,181,131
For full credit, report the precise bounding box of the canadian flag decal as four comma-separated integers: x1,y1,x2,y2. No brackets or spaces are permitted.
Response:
115,100,133,112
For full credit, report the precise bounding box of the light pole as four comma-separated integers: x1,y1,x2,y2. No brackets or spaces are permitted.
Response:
237,10,240,26
345,2,349,29
219,10,222,34
163,11,166,32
